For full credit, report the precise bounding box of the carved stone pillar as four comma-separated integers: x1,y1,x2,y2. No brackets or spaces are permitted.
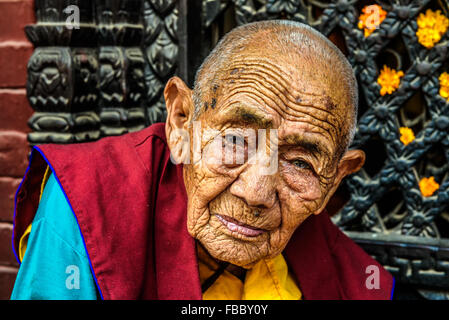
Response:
96,0,146,136
143,0,179,124
25,0,100,144
71,2,100,142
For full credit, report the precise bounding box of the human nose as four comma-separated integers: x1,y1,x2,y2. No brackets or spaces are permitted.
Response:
229,163,277,210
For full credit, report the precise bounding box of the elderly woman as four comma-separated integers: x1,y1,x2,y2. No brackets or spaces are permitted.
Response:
11,20,393,300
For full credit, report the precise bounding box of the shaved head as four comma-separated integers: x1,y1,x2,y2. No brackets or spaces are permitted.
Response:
193,20,358,156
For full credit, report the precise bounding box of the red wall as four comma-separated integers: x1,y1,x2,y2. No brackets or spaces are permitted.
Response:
0,0,35,299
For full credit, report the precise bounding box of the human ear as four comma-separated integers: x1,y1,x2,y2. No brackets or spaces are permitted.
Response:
313,149,365,215
164,76,194,161
334,149,366,184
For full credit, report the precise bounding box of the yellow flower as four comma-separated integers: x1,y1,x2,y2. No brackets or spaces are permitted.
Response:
377,65,404,96
419,176,439,197
439,72,449,100
416,9,449,48
358,5,387,37
399,127,415,145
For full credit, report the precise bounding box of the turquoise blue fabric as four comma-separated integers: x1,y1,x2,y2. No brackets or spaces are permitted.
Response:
11,172,98,300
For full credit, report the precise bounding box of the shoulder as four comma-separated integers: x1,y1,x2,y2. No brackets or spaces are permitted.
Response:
13,123,171,260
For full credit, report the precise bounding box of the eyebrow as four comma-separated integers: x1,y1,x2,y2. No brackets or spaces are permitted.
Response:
281,134,331,158
219,105,274,128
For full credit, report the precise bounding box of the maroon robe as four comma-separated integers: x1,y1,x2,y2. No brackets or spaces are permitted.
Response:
13,123,394,300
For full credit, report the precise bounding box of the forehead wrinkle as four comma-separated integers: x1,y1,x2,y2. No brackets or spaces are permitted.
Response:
222,58,292,90
222,64,296,108
229,78,339,126
223,56,345,100
219,57,350,127
221,65,341,122
221,76,333,119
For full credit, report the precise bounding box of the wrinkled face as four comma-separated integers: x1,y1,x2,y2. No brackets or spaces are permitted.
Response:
166,48,364,268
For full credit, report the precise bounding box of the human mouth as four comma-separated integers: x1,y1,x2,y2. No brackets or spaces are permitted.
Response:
215,214,266,237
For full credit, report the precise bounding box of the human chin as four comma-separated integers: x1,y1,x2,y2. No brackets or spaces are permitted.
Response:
192,211,273,267
197,221,271,267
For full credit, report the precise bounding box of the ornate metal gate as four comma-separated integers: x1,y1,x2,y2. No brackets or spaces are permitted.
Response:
24,0,449,299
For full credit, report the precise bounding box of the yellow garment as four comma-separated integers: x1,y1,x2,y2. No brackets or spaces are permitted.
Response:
18,224,32,262
198,244,302,300
18,166,52,262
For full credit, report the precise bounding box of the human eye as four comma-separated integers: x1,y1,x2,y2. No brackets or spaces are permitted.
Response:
290,159,313,171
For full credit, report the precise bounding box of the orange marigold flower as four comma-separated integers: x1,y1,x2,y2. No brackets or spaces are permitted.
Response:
377,65,404,96
399,127,415,145
358,4,387,37
439,72,449,100
416,9,449,48
419,176,439,197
